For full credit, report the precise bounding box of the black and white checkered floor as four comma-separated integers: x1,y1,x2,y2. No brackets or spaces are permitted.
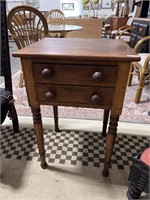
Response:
1,126,149,170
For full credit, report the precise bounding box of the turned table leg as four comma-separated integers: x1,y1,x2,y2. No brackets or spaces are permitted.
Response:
53,105,60,132
31,107,47,169
101,109,110,136
102,114,119,177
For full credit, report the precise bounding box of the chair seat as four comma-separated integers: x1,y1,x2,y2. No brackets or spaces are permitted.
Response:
115,35,131,42
112,30,130,35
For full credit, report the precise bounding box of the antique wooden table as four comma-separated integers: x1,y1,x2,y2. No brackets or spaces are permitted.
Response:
13,38,140,176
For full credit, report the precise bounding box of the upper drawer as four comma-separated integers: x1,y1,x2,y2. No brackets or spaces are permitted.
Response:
137,23,149,37
32,63,117,87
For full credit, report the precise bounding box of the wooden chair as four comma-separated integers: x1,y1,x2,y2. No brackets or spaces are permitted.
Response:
127,36,150,103
112,17,134,41
45,9,66,38
8,5,49,88
7,5,59,132
46,9,65,25
1,0,19,133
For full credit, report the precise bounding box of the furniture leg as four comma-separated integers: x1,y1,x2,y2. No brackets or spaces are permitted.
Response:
8,96,19,133
61,32,68,38
127,64,133,86
102,114,119,177
53,106,60,132
31,107,47,169
19,70,24,88
101,109,109,136
134,73,145,103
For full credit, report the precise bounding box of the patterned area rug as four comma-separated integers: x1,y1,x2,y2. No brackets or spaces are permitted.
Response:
9,71,150,123
1,125,149,169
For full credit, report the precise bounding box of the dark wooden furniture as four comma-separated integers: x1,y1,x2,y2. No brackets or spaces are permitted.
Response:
13,38,140,176
109,17,128,32
129,19,150,52
0,0,19,133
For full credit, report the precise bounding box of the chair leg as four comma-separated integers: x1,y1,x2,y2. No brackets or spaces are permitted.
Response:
19,70,24,88
53,106,60,132
8,96,19,133
11,105,19,133
101,109,110,136
134,73,145,103
127,64,134,86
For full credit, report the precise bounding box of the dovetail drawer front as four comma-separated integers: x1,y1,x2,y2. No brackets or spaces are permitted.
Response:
36,84,114,108
33,63,117,87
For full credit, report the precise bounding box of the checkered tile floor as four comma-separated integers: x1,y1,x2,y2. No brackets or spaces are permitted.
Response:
1,126,149,169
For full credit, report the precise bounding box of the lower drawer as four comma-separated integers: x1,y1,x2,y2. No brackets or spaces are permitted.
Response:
36,84,114,109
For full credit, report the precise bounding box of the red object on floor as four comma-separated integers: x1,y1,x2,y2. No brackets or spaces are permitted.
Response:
140,147,150,166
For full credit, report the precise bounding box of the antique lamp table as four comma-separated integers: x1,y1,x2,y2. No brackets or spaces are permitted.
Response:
13,38,140,176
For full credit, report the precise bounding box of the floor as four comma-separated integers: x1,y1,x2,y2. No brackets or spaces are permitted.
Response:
1,116,150,200
0,41,20,84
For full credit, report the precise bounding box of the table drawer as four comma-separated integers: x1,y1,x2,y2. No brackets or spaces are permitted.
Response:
36,84,114,108
33,63,117,87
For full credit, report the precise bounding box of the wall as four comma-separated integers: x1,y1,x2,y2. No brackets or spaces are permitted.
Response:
6,0,114,18
97,9,114,18
39,0,83,17
39,0,114,17
6,0,60,11
60,0,82,17
39,0,60,11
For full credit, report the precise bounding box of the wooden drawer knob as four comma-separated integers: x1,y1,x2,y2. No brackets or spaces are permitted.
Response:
42,69,52,79
45,91,54,99
92,72,103,82
91,95,101,104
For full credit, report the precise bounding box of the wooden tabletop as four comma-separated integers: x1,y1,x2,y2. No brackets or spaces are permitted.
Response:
12,38,141,62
